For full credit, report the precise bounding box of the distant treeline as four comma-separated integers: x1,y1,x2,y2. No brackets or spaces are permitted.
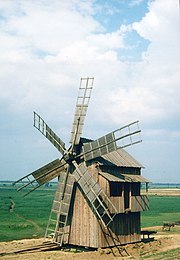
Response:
0,181,179,189
149,183,180,188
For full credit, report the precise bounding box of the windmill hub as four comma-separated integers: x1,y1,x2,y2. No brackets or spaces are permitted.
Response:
63,151,76,164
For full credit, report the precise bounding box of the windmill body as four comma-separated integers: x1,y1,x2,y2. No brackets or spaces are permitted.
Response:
14,77,149,248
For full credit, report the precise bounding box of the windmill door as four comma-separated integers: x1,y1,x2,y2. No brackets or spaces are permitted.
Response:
124,183,130,210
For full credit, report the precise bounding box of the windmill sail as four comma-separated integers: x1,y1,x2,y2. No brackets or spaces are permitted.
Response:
82,121,142,161
70,77,94,145
45,170,75,245
34,112,66,155
13,158,67,196
72,161,117,228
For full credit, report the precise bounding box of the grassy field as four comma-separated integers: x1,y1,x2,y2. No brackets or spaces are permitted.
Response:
0,184,55,242
141,195,180,227
0,183,180,242
141,248,180,259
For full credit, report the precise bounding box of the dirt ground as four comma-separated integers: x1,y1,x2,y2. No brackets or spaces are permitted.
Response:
0,226,180,259
148,188,180,196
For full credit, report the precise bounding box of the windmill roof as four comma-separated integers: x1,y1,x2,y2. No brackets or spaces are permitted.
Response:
98,149,143,168
99,172,149,183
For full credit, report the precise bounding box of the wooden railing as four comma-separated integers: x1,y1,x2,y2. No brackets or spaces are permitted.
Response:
130,195,149,212
109,195,149,213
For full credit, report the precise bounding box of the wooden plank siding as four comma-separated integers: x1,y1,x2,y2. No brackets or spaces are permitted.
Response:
109,197,124,213
69,184,99,248
97,212,141,247
66,164,147,248
68,183,141,248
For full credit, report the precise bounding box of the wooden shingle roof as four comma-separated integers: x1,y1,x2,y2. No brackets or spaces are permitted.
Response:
99,171,149,183
99,149,143,168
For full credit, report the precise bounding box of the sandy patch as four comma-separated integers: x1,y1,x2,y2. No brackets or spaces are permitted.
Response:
0,227,180,259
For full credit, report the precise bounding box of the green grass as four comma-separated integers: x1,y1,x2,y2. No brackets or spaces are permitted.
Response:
141,196,180,227
0,184,180,242
0,185,55,242
142,247,180,259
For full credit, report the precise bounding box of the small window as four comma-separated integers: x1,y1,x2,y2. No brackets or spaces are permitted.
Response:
110,182,123,197
131,183,140,196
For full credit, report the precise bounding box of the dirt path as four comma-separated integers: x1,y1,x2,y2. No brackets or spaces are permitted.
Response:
15,214,42,233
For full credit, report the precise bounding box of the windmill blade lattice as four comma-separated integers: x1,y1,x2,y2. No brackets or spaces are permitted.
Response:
13,158,67,196
70,77,94,146
81,121,142,161
72,161,118,228
45,168,75,245
34,112,66,155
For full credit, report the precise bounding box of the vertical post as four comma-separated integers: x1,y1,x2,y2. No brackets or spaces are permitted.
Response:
128,125,132,145
33,112,35,127
129,184,132,210
122,183,124,211
38,114,40,130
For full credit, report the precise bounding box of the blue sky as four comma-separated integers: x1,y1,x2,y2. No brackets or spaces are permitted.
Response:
0,0,179,183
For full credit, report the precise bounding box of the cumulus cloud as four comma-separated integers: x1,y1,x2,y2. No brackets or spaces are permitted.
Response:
106,0,180,127
0,0,126,124
0,0,179,127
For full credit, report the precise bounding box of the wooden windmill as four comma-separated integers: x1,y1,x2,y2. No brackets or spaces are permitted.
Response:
14,77,149,248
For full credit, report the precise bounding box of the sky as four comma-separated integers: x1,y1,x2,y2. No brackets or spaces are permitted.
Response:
0,0,179,183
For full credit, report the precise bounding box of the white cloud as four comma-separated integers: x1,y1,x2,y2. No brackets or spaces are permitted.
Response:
105,0,180,126
0,0,126,121
133,0,179,42
0,1,101,53
0,0,179,182
0,0,179,128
